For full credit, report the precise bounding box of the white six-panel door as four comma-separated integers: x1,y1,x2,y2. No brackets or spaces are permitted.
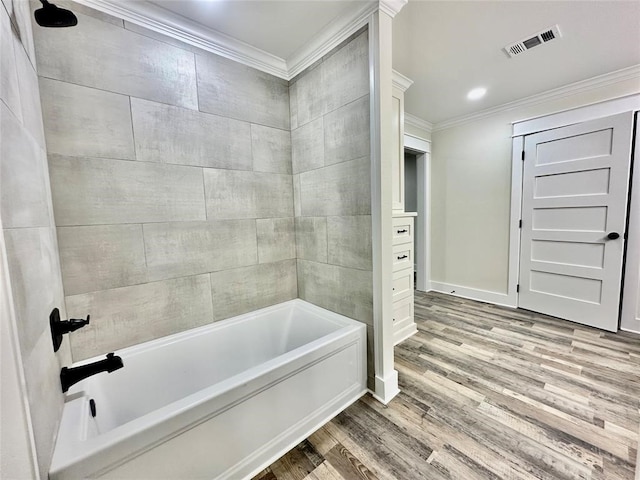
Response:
518,112,634,331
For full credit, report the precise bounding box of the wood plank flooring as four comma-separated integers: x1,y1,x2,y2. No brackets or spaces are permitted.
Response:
253,291,640,480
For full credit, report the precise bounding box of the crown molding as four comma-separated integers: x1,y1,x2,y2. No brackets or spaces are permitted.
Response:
433,64,640,132
405,113,433,133
287,1,378,80
74,0,289,78
74,0,386,82
392,70,413,92
379,0,408,18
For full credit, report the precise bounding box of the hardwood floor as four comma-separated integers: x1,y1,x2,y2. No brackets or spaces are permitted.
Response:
253,291,640,480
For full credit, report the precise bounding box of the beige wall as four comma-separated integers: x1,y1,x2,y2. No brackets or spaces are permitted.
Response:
430,78,640,294
1,0,69,476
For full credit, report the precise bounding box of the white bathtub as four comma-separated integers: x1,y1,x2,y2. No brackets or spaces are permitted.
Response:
49,299,367,479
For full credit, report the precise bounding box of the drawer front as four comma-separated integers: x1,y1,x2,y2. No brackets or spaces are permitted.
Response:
392,244,413,272
393,295,414,325
392,217,413,246
392,269,413,302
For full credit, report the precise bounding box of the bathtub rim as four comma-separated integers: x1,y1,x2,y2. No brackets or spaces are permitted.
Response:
50,299,367,479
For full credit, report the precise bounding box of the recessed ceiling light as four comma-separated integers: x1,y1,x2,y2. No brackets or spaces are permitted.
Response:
467,87,487,100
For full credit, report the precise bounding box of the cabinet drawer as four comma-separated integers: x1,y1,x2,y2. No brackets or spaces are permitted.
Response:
393,295,414,325
392,217,413,246
392,268,413,302
392,244,413,272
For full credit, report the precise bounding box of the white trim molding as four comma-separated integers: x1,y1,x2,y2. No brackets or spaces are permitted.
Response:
434,64,640,132
392,70,413,92
405,113,433,134
430,282,516,308
73,0,289,78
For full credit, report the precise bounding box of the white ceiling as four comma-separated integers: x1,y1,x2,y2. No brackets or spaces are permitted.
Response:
149,0,372,59
145,0,640,125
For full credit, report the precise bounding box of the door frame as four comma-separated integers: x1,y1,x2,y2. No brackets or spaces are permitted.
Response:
509,94,640,315
404,133,431,292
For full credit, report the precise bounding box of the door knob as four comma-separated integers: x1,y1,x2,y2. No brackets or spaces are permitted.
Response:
607,232,620,240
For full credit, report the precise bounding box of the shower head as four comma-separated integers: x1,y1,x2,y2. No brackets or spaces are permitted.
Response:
34,0,78,28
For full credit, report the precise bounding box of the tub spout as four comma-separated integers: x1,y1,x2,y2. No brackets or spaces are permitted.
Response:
60,353,123,393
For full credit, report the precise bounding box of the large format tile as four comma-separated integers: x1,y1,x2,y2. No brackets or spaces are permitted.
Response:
131,98,252,169
14,29,45,148
1,8,21,121
251,124,292,174
209,260,297,321
294,217,328,263
196,53,289,130
204,169,293,219
49,155,206,225
257,217,295,263
321,31,369,115
291,116,324,174
144,220,258,281
324,95,370,166
299,157,370,216
33,11,198,109
1,103,50,228
293,61,323,127
66,274,213,360
4,227,63,356
297,260,372,325
327,215,372,270
39,78,135,160
57,224,147,295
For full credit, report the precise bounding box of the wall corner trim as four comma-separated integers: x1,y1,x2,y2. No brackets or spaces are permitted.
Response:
378,0,409,18
405,113,433,133
392,70,413,92
432,64,640,132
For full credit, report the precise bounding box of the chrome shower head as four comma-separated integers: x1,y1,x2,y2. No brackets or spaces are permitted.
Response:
34,0,78,28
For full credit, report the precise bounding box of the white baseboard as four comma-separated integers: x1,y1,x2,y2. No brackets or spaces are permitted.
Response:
372,370,399,405
393,322,417,346
429,282,516,308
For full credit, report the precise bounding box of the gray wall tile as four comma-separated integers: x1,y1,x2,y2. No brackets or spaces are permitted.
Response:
204,169,293,219
327,215,372,270
1,104,50,228
144,220,258,281
299,157,371,216
251,124,292,174
4,227,62,355
321,31,369,114
57,224,147,295
297,260,372,325
291,117,324,174
49,155,206,225
39,78,135,160
196,53,290,130
131,98,252,169
1,9,21,121
324,95,370,166
293,62,323,126
257,217,295,263
295,217,327,263
293,174,301,217
14,33,45,148
33,11,198,109
289,81,298,130
66,274,213,360
210,260,297,321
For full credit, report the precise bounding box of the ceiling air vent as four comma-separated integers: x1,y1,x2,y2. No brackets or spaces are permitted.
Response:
505,24,562,58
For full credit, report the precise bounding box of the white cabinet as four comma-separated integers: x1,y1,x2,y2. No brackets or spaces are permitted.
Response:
392,214,417,345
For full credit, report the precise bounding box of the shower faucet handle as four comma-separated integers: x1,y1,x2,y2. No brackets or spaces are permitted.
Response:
50,308,90,352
